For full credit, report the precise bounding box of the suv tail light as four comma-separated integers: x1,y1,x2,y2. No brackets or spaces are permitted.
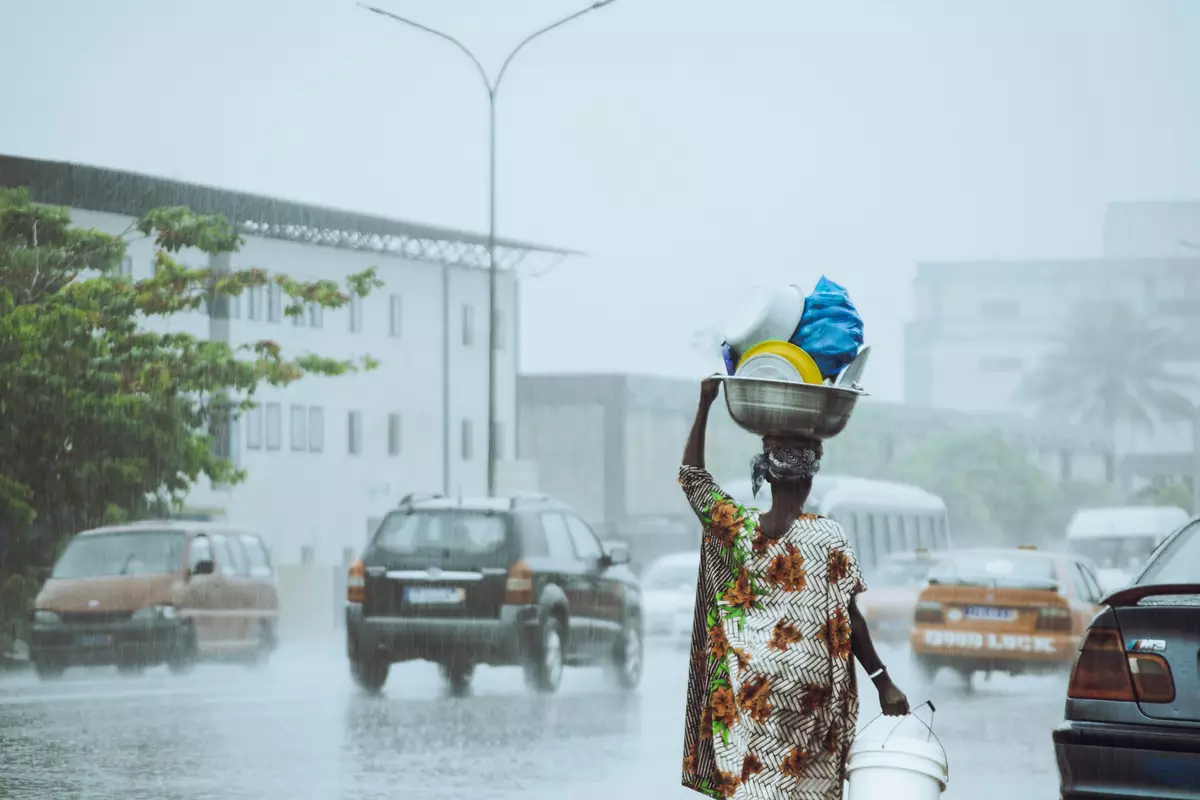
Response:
347,559,365,603
505,561,534,605
1036,607,1073,632
914,601,944,624
1067,627,1175,704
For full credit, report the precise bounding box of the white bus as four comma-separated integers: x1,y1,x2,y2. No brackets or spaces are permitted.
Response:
1065,505,1189,593
721,473,951,573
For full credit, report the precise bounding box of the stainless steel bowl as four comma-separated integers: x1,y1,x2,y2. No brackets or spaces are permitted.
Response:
718,376,863,439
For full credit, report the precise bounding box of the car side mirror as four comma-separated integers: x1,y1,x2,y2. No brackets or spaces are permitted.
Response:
603,542,632,566
192,559,215,577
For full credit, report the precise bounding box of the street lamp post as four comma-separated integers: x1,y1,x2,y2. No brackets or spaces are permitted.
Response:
360,2,617,497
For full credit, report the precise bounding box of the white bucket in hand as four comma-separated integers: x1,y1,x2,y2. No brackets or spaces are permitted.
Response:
845,734,948,800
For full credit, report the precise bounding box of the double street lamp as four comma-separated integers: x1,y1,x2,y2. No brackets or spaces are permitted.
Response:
360,2,618,496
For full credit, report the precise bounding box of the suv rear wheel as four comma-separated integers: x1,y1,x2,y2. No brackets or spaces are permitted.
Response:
609,618,643,690
351,656,389,694
439,662,475,695
524,615,565,694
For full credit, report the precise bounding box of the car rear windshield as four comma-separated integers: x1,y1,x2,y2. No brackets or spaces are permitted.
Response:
371,511,510,558
642,560,698,591
873,558,937,589
1138,523,1200,585
928,552,1057,589
52,531,187,579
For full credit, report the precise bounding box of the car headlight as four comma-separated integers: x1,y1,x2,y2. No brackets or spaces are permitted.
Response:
32,610,60,625
132,605,178,621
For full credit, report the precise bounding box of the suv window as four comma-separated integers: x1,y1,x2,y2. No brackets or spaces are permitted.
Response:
208,533,237,577
190,535,213,570
239,534,273,578
565,515,602,562
374,511,507,556
223,534,250,576
540,514,576,559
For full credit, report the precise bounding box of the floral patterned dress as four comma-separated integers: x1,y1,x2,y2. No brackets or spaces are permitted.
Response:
678,466,866,800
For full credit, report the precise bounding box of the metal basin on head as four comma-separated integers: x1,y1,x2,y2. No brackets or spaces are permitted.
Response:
718,376,862,440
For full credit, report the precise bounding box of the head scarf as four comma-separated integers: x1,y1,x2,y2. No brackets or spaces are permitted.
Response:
751,435,822,498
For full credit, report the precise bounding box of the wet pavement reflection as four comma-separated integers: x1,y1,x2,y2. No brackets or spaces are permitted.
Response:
0,643,1062,799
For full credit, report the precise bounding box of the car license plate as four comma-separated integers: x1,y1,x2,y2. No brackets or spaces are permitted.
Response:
962,606,1016,621
405,587,465,605
76,634,113,647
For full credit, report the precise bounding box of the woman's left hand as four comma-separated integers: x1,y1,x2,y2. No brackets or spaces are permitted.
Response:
877,676,910,717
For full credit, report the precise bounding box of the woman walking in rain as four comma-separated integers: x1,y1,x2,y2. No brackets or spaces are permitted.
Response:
680,377,909,800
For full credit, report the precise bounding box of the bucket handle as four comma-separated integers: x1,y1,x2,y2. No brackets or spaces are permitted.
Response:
858,701,948,782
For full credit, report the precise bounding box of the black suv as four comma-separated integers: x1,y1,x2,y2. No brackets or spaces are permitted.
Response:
345,493,644,695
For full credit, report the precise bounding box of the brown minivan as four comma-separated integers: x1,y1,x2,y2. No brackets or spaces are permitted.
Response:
29,521,279,679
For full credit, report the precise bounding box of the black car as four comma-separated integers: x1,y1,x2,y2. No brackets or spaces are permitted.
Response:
344,493,644,695
1054,516,1200,799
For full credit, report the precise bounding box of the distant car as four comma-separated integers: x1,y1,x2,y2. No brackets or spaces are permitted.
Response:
858,550,946,646
345,493,643,695
641,551,699,647
1054,516,1200,800
910,547,1104,689
28,521,279,679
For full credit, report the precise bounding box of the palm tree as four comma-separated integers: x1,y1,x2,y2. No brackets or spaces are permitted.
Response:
1020,301,1197,451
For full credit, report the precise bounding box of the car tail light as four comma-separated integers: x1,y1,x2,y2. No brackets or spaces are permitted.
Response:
1036,607,1073,632
1067,627,1176,704
347,559,365,603
505,561,534,605
914,601,944,624
1129,653,1175,703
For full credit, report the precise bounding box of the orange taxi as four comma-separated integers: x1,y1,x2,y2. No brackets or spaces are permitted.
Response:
910,546,1104,689
858,550,946,646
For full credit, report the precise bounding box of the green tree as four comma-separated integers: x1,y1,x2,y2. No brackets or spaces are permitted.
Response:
888,429,1061,548
0,188,381,653
1020,301,1196,446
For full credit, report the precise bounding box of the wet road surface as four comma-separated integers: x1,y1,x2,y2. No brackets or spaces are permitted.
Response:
0,643,1064,799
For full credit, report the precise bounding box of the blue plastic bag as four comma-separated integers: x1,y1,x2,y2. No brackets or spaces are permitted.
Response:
789,276,863,380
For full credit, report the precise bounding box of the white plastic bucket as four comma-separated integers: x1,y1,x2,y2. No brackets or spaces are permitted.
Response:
845,735,948,800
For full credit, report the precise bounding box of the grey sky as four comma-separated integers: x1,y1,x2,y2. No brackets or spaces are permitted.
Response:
2,0,1198,401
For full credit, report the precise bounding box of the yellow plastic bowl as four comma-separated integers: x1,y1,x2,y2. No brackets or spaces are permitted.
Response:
736,340,822,385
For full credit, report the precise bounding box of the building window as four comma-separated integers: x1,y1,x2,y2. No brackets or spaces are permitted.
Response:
247,286,261,321
389,295,402,337
290,404,307,451
265,403,282,451
308,303,323,329
246,406,264,450
308,407,324,453
209,404,232,460
291,304,307,327
494,309,506,351
978,356,1024,372
979,300,1019,320
388,413,402,456
461,418,474,461
119,256,133,278
268,283,282,323
349,295,363,333
348,410,363,455
227,292,240,319
462,304,475,346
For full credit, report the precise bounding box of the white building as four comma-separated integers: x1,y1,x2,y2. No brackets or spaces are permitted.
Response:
1,154,570,565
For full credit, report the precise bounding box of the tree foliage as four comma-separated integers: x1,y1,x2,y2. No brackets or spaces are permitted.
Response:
0,187,382,649
1020,301,1196,438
